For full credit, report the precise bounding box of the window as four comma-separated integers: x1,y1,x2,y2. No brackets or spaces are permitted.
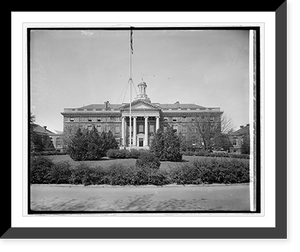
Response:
115,126,120,133
139,124,144,133
233,137,237,146
150,124,155,133
173,125,178,132
97,118,101,122
88,118,92,122
70,117,74,122
96,125,101,132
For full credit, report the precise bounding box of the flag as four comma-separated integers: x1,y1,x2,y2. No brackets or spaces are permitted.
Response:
130,29,133,54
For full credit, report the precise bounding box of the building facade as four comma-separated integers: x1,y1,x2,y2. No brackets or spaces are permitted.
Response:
32,124,64,152
61,81,223,149
228,124,250,154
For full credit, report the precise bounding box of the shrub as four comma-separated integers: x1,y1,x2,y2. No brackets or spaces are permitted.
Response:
31,151,68,156
49,161,72,184
30,155,249,186
150,125,182,162
128,149,142,159
30,156,55,184
136,152,161,170
106,149,128,159
148,169,170,186
68,127,119,161
169,164,203,185
107,149,123,158
182,150,250,159
169,158,249,185
106,149,148,159
69,163,107,186
192,158,249,184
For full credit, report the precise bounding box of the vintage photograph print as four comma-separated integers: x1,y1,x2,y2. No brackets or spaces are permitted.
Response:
28,27,260,214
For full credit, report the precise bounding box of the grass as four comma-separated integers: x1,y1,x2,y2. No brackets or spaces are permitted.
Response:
46,154,249,172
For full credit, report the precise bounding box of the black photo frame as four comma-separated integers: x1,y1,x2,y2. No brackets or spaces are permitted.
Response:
5,2,287,239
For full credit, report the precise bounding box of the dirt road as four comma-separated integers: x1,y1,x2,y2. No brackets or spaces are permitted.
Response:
30,184,250,212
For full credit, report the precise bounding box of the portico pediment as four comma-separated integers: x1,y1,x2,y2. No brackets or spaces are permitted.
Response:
120,99,161,111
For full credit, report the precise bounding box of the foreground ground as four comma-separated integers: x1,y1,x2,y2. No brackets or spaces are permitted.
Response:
31,184,250,212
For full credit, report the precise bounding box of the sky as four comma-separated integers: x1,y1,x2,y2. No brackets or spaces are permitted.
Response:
30,29,249,132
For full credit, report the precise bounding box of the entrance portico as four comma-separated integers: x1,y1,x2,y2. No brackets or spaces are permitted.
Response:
121,114,160,149
120,80,161,149
120,102,161,149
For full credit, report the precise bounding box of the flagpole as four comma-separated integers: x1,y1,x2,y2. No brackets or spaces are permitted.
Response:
129,28,133,150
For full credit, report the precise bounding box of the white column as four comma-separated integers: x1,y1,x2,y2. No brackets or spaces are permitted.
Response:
121,116,125,146
144,116,148,147
156,116,160,132
133,116,137,146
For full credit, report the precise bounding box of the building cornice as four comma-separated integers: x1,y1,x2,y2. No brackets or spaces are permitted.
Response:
61,112,121,116
162,111,223,117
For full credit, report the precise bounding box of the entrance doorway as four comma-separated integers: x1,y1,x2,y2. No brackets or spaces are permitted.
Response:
139,138,143,147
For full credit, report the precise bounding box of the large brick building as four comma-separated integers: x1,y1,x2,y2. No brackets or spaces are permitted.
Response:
61,81,223,149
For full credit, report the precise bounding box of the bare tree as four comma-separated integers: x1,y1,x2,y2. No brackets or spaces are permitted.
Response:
186,112,234,151
220,113,235,134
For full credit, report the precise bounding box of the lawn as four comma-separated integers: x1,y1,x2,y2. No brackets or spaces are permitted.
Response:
46,154,249,172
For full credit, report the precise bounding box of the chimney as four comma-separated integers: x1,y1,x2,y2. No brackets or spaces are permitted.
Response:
43,126,47,130
240,125,244,129
105,101,110,109
175,101,179,104
246,124,250,126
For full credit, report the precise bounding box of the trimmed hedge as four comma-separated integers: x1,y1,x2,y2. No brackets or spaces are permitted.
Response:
181,150,250,159
30,156,249,186
30,156,55,184
136,152,161,170
106,149,148,159
169,158,249,185
31,151,68,156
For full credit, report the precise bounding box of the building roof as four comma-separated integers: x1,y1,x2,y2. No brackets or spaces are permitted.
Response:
159,103,206,110
32,124,55,136
229,124,250,136
78,104,123,110
73,102,207,111
32,124,63,136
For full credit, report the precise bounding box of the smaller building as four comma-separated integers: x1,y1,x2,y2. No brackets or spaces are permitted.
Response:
228,124,250,154
48,130,64,152
32,124,63,152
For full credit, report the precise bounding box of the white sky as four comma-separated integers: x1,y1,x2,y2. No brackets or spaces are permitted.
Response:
30,29,249,131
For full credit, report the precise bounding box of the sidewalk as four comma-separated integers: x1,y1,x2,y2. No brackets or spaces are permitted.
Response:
30,184,250,212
